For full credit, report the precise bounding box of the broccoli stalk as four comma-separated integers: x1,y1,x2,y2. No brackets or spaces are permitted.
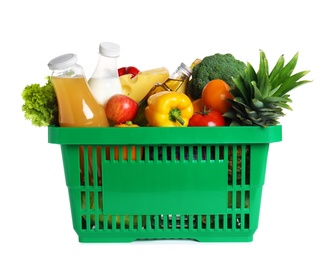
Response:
21,76,59,127
188,53,246,100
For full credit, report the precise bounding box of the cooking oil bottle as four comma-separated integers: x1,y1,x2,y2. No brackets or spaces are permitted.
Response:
132,62,192,126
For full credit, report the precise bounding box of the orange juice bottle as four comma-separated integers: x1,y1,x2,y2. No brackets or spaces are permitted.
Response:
47,53,109,127
48,53,108,185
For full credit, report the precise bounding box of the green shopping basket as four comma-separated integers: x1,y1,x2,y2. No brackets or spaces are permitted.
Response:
48,125,282,242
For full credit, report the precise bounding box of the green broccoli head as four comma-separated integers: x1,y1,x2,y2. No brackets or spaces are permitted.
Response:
188,53,246,100
22,76,59,127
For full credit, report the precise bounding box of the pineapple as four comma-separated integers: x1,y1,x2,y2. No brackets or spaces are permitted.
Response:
224,50,311,127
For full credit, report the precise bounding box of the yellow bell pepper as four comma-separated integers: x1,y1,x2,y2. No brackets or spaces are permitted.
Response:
145,91,194,127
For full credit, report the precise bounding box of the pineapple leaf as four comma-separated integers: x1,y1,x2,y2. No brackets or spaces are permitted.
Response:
257,50,268,82
281,52,299,77
232,76,249,102
245,62,257,83
233,97,250,108
225,102,251,124
257,111,283,119
244,62,257,98
229,121,241,126
257,50,272,98
269,84,282,96
269,54,285,84
282,94,293,103
274,70,311,96
261,77,272,98
251,81,263,100
263,96,291,103
252,98,264,109
272,52,299,88
278,102,293,110
245,108,258,118
223,110,236,119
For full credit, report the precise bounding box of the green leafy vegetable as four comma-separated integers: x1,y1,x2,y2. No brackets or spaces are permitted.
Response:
21,76,59,127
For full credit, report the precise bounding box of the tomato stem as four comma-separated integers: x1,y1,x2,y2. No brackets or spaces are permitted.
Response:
199,105,212,115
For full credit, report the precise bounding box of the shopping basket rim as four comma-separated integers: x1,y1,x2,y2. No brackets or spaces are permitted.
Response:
48,125,282,145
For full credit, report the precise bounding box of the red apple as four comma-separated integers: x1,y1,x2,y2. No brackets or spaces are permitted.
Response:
105,94,138,124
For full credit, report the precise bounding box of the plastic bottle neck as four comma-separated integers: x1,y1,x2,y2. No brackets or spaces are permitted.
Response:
91,54,119,78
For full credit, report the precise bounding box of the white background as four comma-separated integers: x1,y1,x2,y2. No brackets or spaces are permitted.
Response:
1,0,330,259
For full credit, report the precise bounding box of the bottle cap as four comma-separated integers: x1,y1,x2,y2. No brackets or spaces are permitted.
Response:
99,42,120,57
48,53,78,70
179,63,192,77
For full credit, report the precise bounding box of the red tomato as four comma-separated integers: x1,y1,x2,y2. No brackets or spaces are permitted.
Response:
188,108,225,127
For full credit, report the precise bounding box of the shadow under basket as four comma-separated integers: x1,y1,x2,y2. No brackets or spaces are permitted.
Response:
48,125,282,243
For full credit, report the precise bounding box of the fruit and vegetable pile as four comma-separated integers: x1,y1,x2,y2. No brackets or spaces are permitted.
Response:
21,50,311,129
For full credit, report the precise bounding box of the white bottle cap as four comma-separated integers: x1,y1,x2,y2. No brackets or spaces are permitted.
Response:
99,42,120,57
179,63,192,77
48,53,78,70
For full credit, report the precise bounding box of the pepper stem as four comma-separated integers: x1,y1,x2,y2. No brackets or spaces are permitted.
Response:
169,108,185,125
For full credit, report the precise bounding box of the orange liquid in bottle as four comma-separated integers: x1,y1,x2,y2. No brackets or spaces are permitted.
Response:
51,76,109,186
51,76,109,127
